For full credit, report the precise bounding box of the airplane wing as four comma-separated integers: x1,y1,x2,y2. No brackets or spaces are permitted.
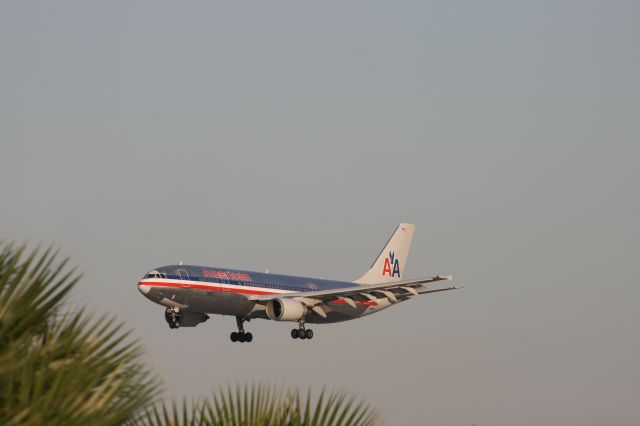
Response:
247,275,462,318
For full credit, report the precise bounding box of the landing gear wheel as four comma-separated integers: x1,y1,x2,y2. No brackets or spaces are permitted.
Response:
232,316,253,343
305,329,313,339
291,329,299,339
298,330,306,340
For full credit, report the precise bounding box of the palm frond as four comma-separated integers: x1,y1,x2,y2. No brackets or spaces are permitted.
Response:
131,383,380,426
0,241,160,426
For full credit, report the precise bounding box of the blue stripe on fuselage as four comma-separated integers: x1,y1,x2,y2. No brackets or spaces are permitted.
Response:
154,264,351,293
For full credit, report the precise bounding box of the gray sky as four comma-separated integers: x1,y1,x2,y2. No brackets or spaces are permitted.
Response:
2,1,639,425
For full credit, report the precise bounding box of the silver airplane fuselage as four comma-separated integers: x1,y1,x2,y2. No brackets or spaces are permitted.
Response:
137,264,393,324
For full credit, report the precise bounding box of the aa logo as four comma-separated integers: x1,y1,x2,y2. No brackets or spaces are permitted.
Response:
382,251,400,277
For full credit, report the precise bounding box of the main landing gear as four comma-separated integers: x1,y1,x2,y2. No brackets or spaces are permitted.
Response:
230,316,253,343
291,319,313,340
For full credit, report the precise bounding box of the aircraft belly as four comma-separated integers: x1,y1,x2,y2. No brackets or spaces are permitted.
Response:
146,287,253,316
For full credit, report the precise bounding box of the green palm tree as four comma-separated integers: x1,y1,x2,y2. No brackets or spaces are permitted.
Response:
131,383,380,426
0,241,381,426
0,242,159,426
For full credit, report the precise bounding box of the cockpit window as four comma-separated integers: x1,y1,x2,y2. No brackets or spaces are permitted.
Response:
145,270,165,279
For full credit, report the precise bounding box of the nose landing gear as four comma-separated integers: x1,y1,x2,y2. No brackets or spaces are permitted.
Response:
165,307,181,329
230,316,253,343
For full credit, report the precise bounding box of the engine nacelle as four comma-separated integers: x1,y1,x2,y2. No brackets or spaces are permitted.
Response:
266,298,307,321
165,309,209,327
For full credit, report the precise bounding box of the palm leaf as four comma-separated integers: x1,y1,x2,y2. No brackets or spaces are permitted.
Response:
131,383,380,426
0,241,160,426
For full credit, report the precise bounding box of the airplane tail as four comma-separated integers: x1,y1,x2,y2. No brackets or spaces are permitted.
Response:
354,223,415,284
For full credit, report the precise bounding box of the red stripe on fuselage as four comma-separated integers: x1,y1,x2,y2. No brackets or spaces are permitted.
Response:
138,281,279,295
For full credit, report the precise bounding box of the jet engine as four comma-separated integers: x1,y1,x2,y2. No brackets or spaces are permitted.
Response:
266,298,307,321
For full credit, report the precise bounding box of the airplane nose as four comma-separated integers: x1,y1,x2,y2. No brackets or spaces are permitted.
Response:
137,281,151,294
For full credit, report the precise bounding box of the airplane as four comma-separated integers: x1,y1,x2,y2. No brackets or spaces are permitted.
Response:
137,223,461,343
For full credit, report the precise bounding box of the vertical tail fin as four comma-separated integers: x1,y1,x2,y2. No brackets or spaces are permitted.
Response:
354,223,415,284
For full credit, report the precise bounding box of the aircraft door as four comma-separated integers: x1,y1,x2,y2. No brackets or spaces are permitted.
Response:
178,269,191,288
